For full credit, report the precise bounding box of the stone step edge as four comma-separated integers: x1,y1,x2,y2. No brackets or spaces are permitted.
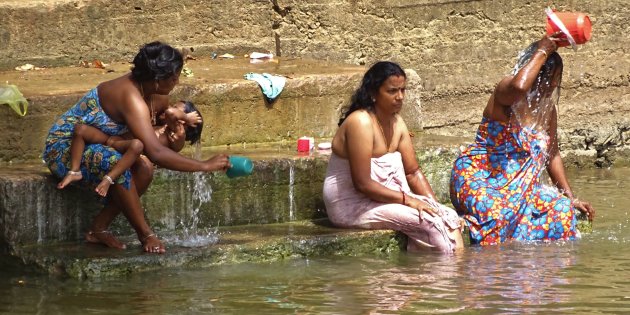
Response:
10,219,406,279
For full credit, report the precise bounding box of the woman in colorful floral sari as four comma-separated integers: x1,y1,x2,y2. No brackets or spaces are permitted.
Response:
450,33,595,245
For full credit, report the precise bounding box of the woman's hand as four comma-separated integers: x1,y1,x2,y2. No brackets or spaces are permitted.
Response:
538,32,562,54
406,195,438,220
203,154,231,172
573,199,595,222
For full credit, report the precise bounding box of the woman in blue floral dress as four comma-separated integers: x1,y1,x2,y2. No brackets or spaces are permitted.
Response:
43,42,231,253
449,33,595,245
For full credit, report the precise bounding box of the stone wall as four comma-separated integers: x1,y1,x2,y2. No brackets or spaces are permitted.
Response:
1,0,629,166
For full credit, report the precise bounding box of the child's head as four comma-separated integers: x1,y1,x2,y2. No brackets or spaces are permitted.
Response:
176,100,203,145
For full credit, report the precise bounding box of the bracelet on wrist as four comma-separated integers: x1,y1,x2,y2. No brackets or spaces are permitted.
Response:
104,175,115,185
537,49,548,58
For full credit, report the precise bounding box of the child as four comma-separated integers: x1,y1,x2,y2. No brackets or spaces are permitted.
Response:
57,100,203,197
154,100,203,150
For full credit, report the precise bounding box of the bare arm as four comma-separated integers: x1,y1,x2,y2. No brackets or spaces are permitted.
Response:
121,93,227,172
546,109,571,196
164,107,192,129
545,108,595,220
493,35,559,108
163,107,186,152
343,112,439,218
397,117,437,200
345,112,405,204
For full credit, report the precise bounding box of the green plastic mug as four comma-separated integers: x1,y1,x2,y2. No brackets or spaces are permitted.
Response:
226,156,254,178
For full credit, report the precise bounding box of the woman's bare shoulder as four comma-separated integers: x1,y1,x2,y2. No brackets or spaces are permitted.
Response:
98,75,136,101
344,109,372,127
393,114,409,131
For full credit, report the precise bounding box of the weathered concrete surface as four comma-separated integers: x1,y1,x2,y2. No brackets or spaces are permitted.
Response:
270,0,630,168
0,58,368,162
0,57,433,163
0,0,276,70
2,0,629,167
8,220,405,279
0,143,460,251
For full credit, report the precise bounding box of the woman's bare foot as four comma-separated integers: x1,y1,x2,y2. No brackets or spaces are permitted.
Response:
85,230,127,249
57,170,82,189
141,233,166,254
95,179,111,197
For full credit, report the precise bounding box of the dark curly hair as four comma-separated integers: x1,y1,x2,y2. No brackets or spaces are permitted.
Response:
131,41,183,82
338,61,406,126
181,101,203,145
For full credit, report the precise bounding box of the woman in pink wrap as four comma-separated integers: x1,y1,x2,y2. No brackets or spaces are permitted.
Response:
323,61,464,253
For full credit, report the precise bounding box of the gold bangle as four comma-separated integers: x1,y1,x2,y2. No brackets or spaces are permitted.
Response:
537,49,548,58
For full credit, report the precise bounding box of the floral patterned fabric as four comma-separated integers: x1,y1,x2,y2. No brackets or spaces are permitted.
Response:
43,88,132,189
450,117,578,245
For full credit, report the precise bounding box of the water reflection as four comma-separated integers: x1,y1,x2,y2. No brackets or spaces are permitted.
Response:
456,243,576,314
2,168,630,314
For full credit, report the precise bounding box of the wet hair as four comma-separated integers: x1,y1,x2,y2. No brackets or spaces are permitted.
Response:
181,101,203,145
511,41,564,132
512,42,564,102
538,52,563,104
337,61,407,126
131,41,183,82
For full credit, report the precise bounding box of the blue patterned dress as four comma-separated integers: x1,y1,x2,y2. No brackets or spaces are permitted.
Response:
43,88,132,189
449,117,578,245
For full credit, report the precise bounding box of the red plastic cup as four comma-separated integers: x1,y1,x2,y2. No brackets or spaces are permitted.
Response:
297,138,310,152
546,11,592,47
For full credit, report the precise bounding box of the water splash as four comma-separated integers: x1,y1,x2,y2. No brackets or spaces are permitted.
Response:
191,142,202,160
167,171,219,248
288,161,295,221
509,43,563,169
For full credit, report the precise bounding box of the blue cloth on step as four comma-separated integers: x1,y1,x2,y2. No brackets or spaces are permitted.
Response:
244,72,286,103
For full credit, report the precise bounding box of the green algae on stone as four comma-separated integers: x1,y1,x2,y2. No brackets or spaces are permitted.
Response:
10,221,404,279
416,147,460,204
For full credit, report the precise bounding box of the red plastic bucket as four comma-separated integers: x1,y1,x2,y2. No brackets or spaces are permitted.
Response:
546,11,592,47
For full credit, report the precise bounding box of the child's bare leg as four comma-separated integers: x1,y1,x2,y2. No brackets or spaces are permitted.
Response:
58,124,111,189
95,139,144,197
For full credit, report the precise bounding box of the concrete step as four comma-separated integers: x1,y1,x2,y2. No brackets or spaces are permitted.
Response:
0,57,374,162
8,219,406,279
0,56,427,163
0,143,463,251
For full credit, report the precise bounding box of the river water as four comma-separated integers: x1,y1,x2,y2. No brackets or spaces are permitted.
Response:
1,167,629,314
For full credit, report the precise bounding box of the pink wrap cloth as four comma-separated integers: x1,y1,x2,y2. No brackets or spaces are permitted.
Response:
323,152,461,253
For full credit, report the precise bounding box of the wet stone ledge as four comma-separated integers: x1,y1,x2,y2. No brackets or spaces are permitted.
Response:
0,144,595,251
0,145,461,252
8,220,406,280
0,155,334,251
